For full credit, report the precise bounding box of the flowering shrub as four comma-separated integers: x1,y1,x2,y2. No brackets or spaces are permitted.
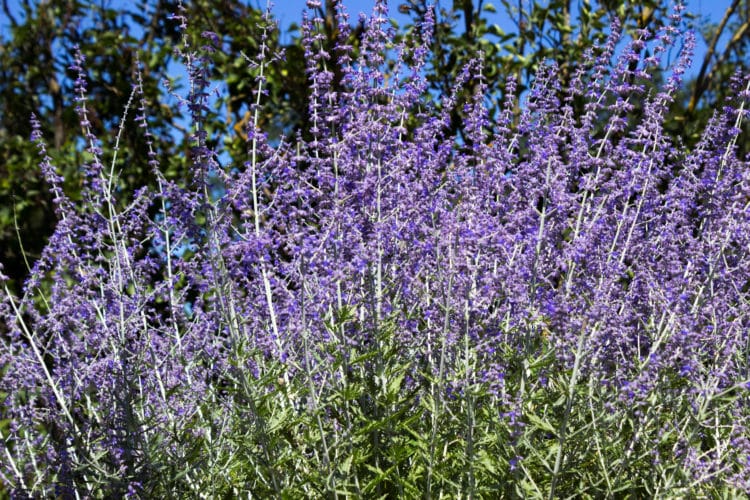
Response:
2,1,750,497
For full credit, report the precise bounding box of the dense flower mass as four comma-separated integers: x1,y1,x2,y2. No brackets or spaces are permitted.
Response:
1,1,750,497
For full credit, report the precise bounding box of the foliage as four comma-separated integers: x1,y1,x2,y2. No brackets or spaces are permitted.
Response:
3,0,750,293
2,0,750,497
396,0,750,144
0,0,314,290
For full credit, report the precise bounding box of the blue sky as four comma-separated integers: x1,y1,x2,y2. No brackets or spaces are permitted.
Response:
272,0,729,23
0,0,736,138
0,0,737,196
271,0,729,32
269,0,733,79
0,0,735,78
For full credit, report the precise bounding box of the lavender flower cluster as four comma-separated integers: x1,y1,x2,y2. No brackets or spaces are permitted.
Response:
1,1,749,496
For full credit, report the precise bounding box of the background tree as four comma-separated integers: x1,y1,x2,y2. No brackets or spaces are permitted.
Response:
680,0,750,143
1,0,749,292
395,0,750,144
1,0,186,289
0,0,313,290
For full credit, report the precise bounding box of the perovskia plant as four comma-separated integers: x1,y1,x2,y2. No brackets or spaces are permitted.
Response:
1,0,749,497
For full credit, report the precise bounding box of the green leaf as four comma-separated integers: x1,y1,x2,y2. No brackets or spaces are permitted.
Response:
475,450,498,474
387,370,407,398
487,24,505,37
338,454,353,475
526,412,557,436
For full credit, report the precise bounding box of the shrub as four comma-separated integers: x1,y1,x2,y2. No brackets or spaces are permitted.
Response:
2,1,749,497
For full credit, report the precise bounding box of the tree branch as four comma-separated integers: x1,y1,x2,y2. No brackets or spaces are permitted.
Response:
688,0,741,113
2,0,18,28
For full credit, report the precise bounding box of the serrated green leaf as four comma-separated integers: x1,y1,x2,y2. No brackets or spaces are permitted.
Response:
387,370,406,398
526,412,557,436
475,450,498,474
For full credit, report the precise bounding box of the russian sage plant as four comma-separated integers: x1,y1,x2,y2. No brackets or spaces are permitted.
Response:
1,1,749,497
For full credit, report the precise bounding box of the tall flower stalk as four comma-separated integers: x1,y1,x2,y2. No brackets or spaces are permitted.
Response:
2,2,750,497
